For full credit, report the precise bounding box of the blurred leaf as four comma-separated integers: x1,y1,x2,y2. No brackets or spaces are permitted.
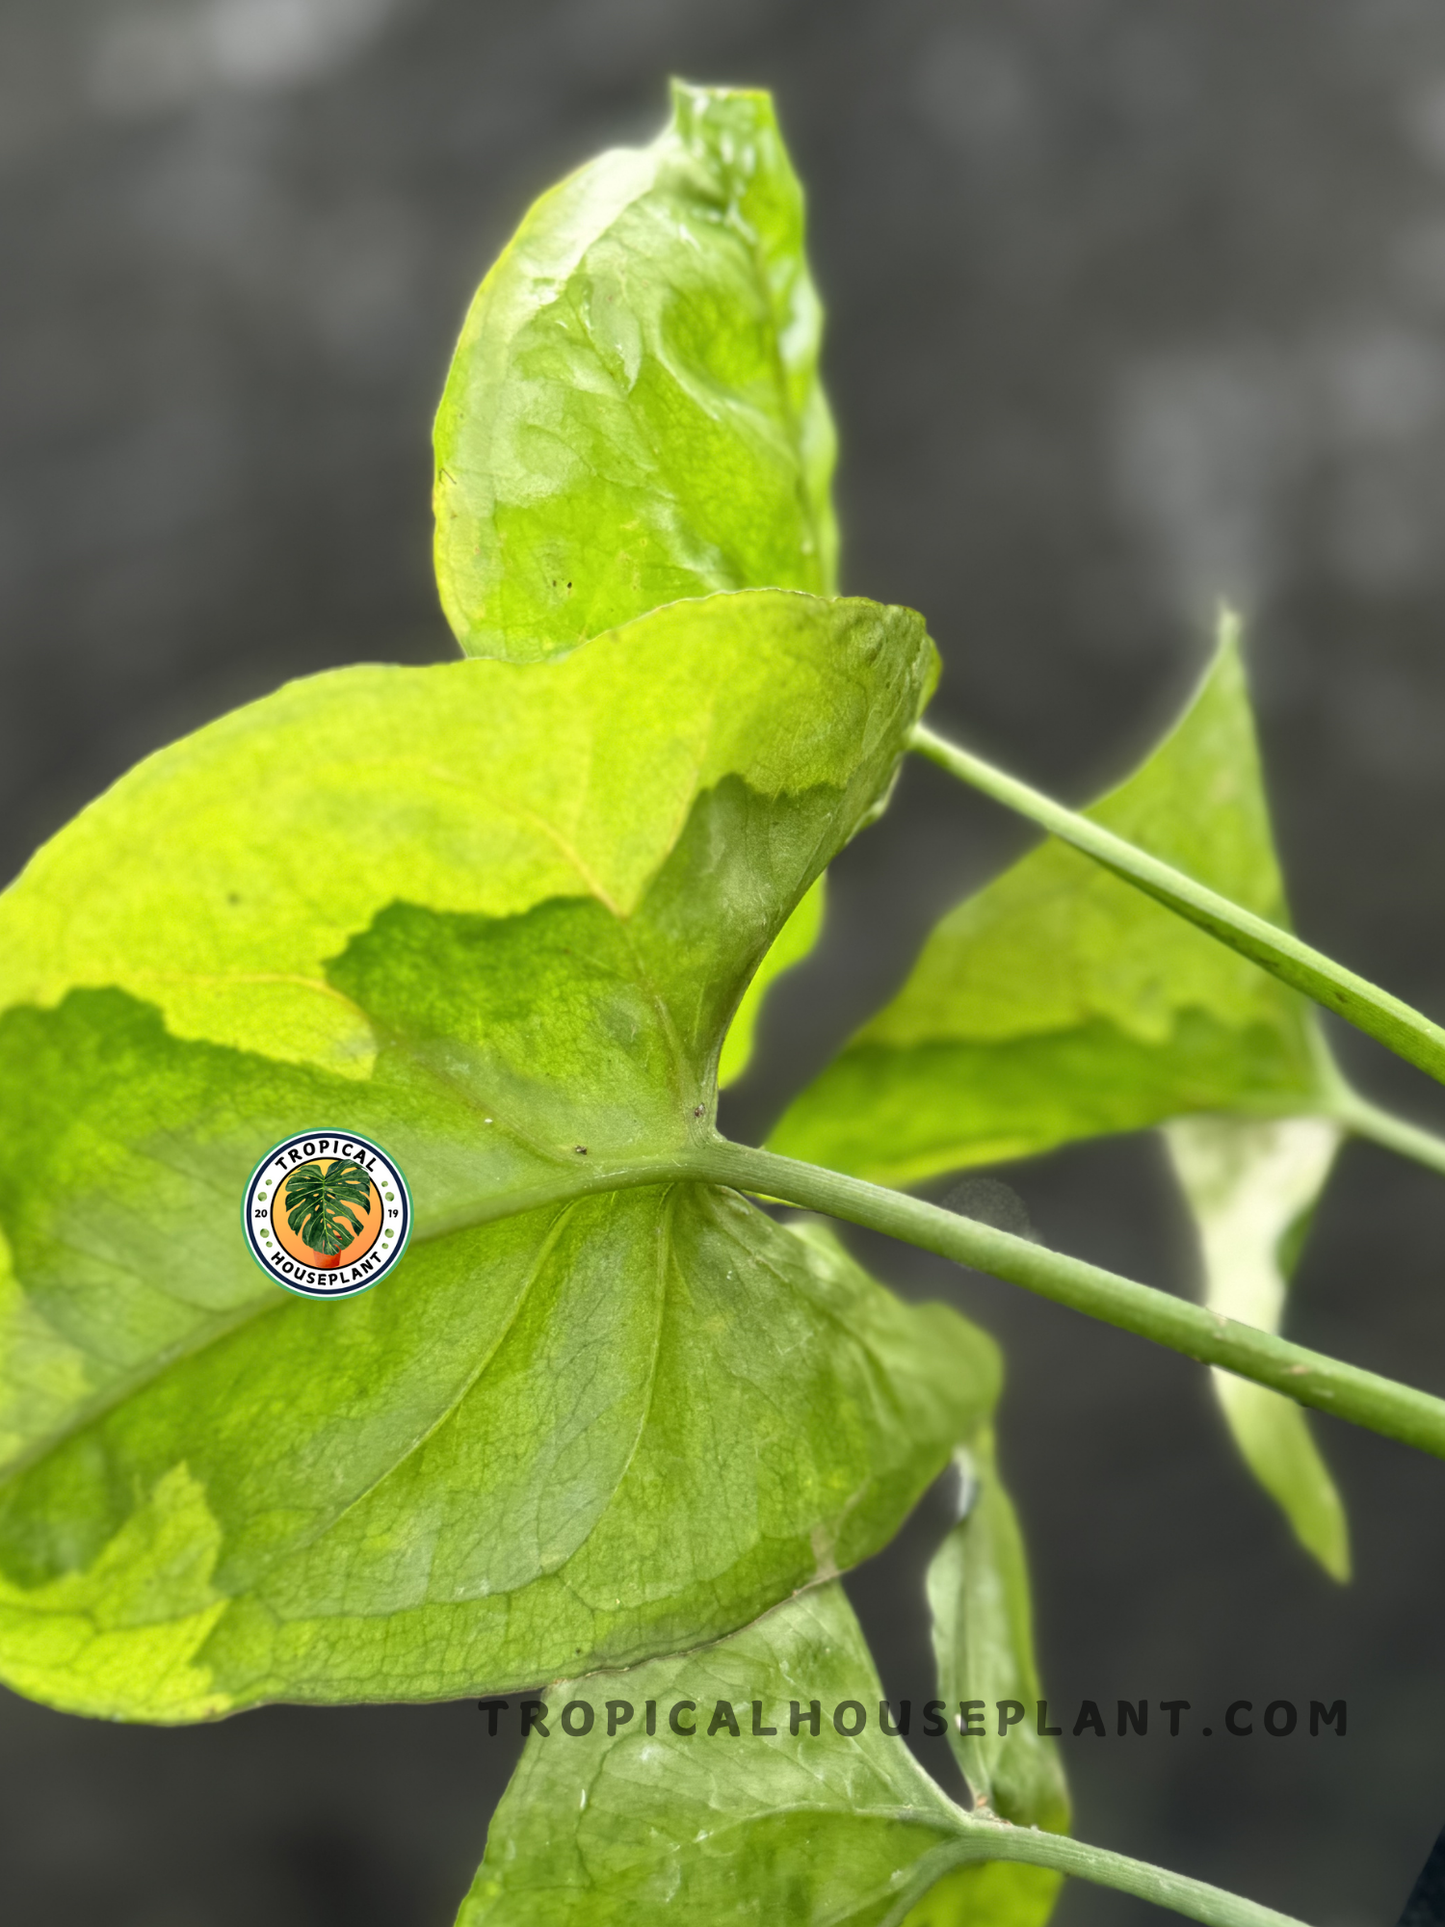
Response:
0,592,986,1720
434,81,837,661
1165,1115,1350,1581
771,620,1330,1187
459,1581,1022,1927
719,873,826,1088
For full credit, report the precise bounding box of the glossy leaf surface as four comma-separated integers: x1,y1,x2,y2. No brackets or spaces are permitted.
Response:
771,628,1328,1186
0,591,1000,1721
1165,1116,1349,1581
434,82,837,660
459,1582,988,1927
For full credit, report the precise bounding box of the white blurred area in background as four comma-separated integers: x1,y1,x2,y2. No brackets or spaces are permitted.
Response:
90,0,411,109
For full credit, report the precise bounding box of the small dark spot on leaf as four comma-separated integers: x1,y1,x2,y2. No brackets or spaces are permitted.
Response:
693,1105,705,1117
575,1146,588,1155
226,893,241,905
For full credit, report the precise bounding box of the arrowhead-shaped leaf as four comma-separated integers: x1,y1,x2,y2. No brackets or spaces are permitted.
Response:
771,619,1353,1572
456,1580,1024,1927
771,622,1329,1186
434,82,837,661
0,590,1007,1721
1165,1116,1349,1581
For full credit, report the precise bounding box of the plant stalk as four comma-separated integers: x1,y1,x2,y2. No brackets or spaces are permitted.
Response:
910,720,1445,1091
1333,1090,1445,1179
888,1815,1307,1927
699,1139,1445,1461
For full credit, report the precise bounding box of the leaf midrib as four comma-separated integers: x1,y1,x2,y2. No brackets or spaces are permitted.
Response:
0,1153,697,1492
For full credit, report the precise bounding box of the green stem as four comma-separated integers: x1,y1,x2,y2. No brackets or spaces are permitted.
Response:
698,1139,1445,1460
910,720,1445,1090
888,1815,1306,1927
1334,1090,1445,1180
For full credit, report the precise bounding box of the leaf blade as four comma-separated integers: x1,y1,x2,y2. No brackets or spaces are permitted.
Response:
458,1582,963,1926
718,873,826,1088
0,591,972,1717
1165,1115,1350,1581
459,1563,1065,1927
771,622,1329,1186
434,82,837,661
927,1438,1069,1834
457,1224,1064,1927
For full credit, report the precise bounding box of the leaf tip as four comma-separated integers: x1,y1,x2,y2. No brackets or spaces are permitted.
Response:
1215,600,1245,657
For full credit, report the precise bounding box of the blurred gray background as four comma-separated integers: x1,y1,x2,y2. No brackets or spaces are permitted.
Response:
4,1,1445,1922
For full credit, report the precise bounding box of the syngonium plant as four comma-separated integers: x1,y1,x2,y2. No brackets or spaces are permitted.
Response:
1,79,1443,1926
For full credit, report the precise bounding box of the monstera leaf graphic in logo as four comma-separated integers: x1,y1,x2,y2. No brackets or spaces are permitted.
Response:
284,1160,373,1266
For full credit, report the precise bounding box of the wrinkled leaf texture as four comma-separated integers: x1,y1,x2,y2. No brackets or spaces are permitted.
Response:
0,591,1012,1721
434,81,837,663
435,80,839,1081
458,1229,1064,1927
459,1578,1052,1927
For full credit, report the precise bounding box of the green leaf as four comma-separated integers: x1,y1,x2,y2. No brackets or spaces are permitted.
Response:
899,1859,1062,1927
433,81,837,661
0,590,996,1721
718,873,826,1088
927,1436,1069,1837
771,622,1329,1187
770,623,1355,1572
458,1581,973,1927
283,1159,373,1257
910,1438,1067,1927
456,1577,1289,1927
458,1255,1064,1927
1165,1116,1350,1582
